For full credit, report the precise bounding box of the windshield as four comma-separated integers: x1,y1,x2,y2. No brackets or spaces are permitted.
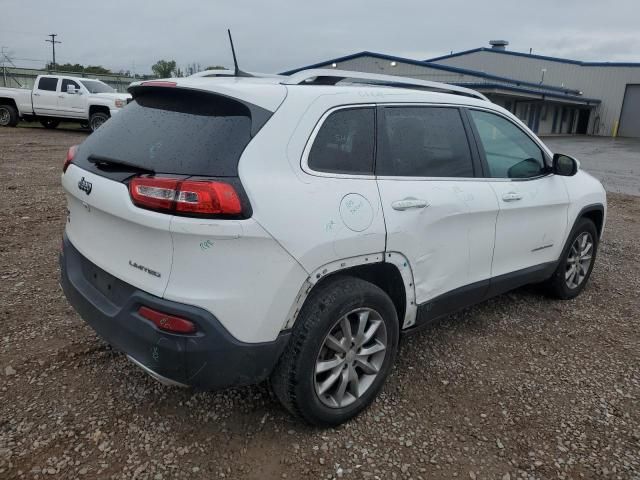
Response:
80,80,115,94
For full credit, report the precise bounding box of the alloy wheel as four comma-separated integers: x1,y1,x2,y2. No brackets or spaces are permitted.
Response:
565,232,594,289
0,107,9,126
91,116,106,131
314,308,387,408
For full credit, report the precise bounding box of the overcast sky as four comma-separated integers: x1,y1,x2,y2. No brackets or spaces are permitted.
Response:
1,0,639,75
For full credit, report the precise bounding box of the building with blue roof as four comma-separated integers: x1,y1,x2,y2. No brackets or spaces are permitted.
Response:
283,41,640,138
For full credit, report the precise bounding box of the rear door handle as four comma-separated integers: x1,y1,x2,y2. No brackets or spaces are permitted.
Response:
58,95,65,98
502,192,523,202
391,198,429,211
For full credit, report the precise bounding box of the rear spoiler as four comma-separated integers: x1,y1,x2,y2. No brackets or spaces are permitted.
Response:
126,83,273,137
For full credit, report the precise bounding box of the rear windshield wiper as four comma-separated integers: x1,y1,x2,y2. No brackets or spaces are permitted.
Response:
88,155,154,174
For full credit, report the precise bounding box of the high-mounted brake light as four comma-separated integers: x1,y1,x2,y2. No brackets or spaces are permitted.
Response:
129,176,242,216
138,306,197,334
63,145,78,173
140,81,177,87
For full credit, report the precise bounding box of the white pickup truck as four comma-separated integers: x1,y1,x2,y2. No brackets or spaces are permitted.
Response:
0,74,131,131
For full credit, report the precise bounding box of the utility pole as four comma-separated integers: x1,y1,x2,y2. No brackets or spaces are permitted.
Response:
45,33,61,69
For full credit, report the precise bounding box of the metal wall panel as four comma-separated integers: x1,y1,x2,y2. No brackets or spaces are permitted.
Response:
618,85,640,138
436,50,640,136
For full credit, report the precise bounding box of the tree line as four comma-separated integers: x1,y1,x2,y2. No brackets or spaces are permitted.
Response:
43,60,227,78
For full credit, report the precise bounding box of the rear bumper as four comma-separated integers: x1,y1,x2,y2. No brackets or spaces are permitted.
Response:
59,234,290,390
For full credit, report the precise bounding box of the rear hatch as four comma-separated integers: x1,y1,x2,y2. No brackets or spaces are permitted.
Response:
62,85,274,297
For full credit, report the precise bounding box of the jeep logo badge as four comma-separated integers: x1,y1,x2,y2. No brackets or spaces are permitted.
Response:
78,177,92,195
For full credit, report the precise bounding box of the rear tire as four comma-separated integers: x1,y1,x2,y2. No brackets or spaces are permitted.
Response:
544,218,598,299
0,104,19,127
271,276,399,426
89,112,109,132
40,119,60,129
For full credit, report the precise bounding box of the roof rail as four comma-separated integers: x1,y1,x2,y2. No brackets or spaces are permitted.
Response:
188,69,235,78
282,68,489,101
188,70,286,79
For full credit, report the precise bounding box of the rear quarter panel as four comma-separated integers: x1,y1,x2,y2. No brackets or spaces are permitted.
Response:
238,89,387,275
163,217,308,343
0,87,33,114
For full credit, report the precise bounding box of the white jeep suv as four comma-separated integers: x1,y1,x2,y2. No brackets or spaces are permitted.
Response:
60,69,606,426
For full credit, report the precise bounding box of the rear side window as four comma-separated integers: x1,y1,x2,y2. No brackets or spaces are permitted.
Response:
37,77,58,91
378,107,474,177
308,108,375,175
75,89,262,177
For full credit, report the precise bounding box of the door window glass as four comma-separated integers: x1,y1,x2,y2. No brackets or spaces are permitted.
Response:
37,77,58,91
469,109,546,179
308,108,375,175
61,79,80,93
377,107,474,177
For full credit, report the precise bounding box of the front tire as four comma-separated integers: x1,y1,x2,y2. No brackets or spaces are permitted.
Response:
0,104,19,127
89,112,109,132
544,218,598,299
271,276,399,426
40,119,60,129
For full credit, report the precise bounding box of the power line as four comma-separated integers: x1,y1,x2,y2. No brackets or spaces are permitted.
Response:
45,33,61,67
0,47,23,87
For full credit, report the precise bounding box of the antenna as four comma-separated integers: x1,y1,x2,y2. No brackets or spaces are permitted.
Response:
227,29,253,77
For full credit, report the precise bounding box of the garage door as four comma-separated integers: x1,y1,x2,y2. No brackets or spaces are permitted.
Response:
619,84,640,138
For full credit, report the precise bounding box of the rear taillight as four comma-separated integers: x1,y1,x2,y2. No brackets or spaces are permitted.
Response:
138,306,197,334
129,176,242,216
63,145,78,173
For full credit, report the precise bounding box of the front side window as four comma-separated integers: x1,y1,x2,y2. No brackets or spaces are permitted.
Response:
37,77,58,91
61,79,80,92
469,109,546,179
308,108,375,175
377,107,474,177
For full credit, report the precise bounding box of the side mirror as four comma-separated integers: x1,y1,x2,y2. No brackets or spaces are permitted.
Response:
66,85,77,94
552,154,579,176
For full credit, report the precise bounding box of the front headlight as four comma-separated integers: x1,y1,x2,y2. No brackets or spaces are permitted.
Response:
114,98,127,108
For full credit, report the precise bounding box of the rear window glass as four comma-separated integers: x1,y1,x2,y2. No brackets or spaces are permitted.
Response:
75,89,256,177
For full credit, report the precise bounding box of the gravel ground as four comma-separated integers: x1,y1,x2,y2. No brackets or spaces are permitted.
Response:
543,136,640,197
1,127,639,480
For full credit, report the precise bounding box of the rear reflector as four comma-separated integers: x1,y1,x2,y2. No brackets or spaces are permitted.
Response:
129,176,242,216
64,145,78,173
138,306,197,334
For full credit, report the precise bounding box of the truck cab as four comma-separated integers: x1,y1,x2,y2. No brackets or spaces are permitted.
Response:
0,74,131,131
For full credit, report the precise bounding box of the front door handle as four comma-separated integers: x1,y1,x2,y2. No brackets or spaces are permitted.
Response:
33,93,40,96
502,192,523,202
58,95,65,98
391,198,429,211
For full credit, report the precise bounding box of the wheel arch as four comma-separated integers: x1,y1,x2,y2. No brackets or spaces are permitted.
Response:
0,97,18,110
558,203,605,262
89,104,110,117
578,204,605,238
283,253,417,332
